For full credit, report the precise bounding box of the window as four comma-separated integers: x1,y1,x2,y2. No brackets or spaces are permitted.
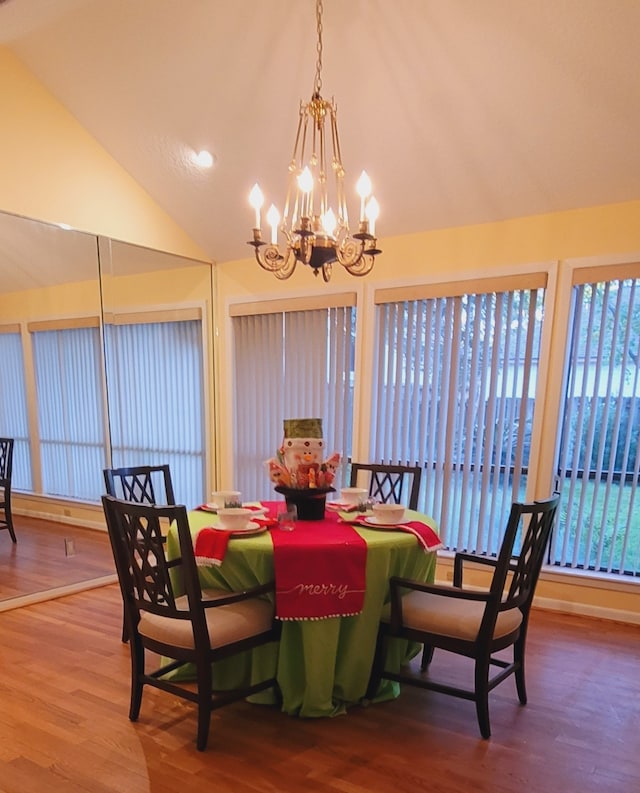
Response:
553,275,640,577
104,314,206,509
232,299,356,500
31,322,106,500
0,326,32,491
371,277,546,554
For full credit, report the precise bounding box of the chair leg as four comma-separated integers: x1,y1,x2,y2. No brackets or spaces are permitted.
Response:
420,644,434,671
514,634,527,705
474,655,492,739
4,504,17,543
195,659,213,751
128,638,145,721
121,603,129,643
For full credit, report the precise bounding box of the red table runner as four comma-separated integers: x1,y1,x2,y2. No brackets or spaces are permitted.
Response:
267,503,367,620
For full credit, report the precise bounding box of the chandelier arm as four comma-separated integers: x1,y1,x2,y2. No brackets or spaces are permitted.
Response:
253,244,282,272
273,249,297,280
334,237,365,267
343,254,376,277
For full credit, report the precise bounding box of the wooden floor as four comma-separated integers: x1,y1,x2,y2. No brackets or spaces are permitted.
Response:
0,584,638,793
0,515,114,603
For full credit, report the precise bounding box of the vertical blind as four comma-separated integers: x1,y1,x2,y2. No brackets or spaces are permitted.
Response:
0,329,32,490
232,305,356,500
372,287,544,554
31,326,106,500
553,277,640,576
104,319,206,509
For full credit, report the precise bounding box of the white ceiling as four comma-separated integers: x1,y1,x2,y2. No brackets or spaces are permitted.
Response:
2,0,640,265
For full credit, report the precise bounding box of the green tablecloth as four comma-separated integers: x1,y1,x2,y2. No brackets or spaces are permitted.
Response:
165,508,437,717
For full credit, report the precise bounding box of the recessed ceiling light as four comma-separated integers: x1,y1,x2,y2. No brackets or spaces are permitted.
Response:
192,150,215,168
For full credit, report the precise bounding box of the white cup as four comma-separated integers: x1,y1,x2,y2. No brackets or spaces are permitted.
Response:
341,487,368,505
372,503,406,525
218,507,252,530
213,490,242,508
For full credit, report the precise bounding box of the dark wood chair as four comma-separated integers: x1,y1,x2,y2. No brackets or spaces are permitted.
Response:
0,438,16,543
103,464,176,507
366,495,560,738
350,462,422,510
101,495,280,751
103,464,176,641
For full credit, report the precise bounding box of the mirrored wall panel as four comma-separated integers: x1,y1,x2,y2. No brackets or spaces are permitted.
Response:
99,237,214,511
0,212,214,605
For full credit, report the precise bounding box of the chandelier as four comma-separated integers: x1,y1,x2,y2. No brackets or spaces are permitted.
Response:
248,0,381,282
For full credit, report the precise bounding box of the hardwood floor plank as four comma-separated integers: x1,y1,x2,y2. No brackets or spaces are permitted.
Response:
0,585,638,792
0,515,114,602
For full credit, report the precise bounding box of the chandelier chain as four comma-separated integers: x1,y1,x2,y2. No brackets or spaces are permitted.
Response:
314,0,323,96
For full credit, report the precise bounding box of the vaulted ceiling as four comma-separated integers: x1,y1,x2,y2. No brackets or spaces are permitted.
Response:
2,0,640,264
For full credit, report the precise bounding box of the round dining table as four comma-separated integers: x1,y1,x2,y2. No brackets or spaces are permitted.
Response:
165,503,438,718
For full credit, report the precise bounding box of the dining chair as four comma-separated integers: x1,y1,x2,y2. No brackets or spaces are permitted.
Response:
103,464,176,507
366,495,559,738
101,495,280,751
350,462,422,510
0,438,16,543
103,464,176,641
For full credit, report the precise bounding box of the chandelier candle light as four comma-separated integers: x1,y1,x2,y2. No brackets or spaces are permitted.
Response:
248,0,381,282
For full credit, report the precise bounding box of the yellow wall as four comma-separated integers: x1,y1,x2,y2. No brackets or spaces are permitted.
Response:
218,200,640,292
0,47,208,261
0,278,101,321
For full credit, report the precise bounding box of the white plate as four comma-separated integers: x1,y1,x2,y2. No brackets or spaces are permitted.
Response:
361,516,405,529
213,521,267,536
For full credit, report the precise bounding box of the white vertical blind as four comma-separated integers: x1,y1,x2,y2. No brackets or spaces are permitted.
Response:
31,327,106,500
232,306,356,500
553,278,640,575
372,287,544,554
104,319,206,509
0,330,32,490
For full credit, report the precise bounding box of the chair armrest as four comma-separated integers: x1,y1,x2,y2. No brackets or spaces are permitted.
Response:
202,580,275,609
453,551,498,586
390,576,491,602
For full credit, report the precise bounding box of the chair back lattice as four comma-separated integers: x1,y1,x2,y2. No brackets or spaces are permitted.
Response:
103,465,176,507
350,463,422,510
0,438,14,485
489,497,560,616
102,496,183,620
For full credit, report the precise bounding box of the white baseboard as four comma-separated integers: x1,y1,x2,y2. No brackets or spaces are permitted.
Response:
531,595,640,626
0,574,117,612
14,507,106,532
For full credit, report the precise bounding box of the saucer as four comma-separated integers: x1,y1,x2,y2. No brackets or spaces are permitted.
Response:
213,521,266,536
202,502,267,516
362,516,405,529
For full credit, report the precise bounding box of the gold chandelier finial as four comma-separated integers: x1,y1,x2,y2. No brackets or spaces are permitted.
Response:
248,0,381,282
